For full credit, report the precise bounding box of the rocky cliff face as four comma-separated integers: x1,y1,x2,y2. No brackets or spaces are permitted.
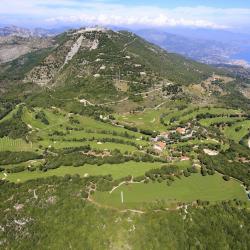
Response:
0,36,54,64
0,26,57,64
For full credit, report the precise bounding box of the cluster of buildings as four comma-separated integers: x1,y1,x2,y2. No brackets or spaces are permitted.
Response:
152,125,195,153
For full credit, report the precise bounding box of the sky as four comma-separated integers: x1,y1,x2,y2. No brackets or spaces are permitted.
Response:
0,0,250,32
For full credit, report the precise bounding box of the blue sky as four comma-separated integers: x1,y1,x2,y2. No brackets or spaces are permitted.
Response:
0,0,250,32
111,0,250,8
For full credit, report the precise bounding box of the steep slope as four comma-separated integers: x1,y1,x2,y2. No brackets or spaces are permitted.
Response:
0,36,54,64
0,47,54,81
2,27,243,113
0,26,56,64
24,27,216,87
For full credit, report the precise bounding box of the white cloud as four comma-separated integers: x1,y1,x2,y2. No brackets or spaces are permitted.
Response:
46,14,227,29
0,0,250,30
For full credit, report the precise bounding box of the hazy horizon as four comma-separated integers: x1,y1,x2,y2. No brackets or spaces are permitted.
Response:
1,0,250,34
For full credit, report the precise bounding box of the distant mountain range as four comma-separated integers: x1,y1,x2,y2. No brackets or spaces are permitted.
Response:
0,25,60,38
0,26,55,64
135,28,250,68
1,25,250,68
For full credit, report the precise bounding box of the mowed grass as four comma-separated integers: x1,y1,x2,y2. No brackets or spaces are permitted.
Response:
0,161,163,183
115,108,167,132
22,107,147,140
93,173,247,209
174,160,192,170
223,120,250,142
38,140,139,153
22,107,149,152
52,130,148,146
199,117,245,127
163,106,242,127
21,107,149,153
22,107,48,129
75,115,145,138
179,107,241,123
0,105,20,123
0,137,33,152
22,107,69,131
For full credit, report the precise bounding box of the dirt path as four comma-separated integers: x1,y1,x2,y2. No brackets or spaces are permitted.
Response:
98,87,162,106
87,195,192,214
99,97,129,106
109,181,127,194
121,209,145,214
153,101,168,110
110,180,142,194
87,196,121,211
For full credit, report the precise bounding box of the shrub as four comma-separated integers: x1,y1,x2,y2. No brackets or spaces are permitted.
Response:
183,170,191,177
35,111,49,125
222,175,230,181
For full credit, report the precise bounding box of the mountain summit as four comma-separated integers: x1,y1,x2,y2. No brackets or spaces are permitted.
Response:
24,27,214,87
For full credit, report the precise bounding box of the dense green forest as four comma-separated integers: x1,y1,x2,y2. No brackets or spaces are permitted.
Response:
0,176,249,250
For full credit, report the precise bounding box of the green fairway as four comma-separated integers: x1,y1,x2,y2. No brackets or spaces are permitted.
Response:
199,117,245,127
115,108,167,131
0,161,163,183
75,115,145,138
93,173,247,208
38,140,139,153
22,108,49,129
21,107,149,153
25,108,147,139
22,107,69,130
163,106,242,127
179,107,241,123
0,105,20,123
223,120,250,142
174,160,192,170
52,130,148,146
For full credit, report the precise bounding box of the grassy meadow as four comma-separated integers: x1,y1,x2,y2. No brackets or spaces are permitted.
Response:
0,161,163,183
94,173,247,209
